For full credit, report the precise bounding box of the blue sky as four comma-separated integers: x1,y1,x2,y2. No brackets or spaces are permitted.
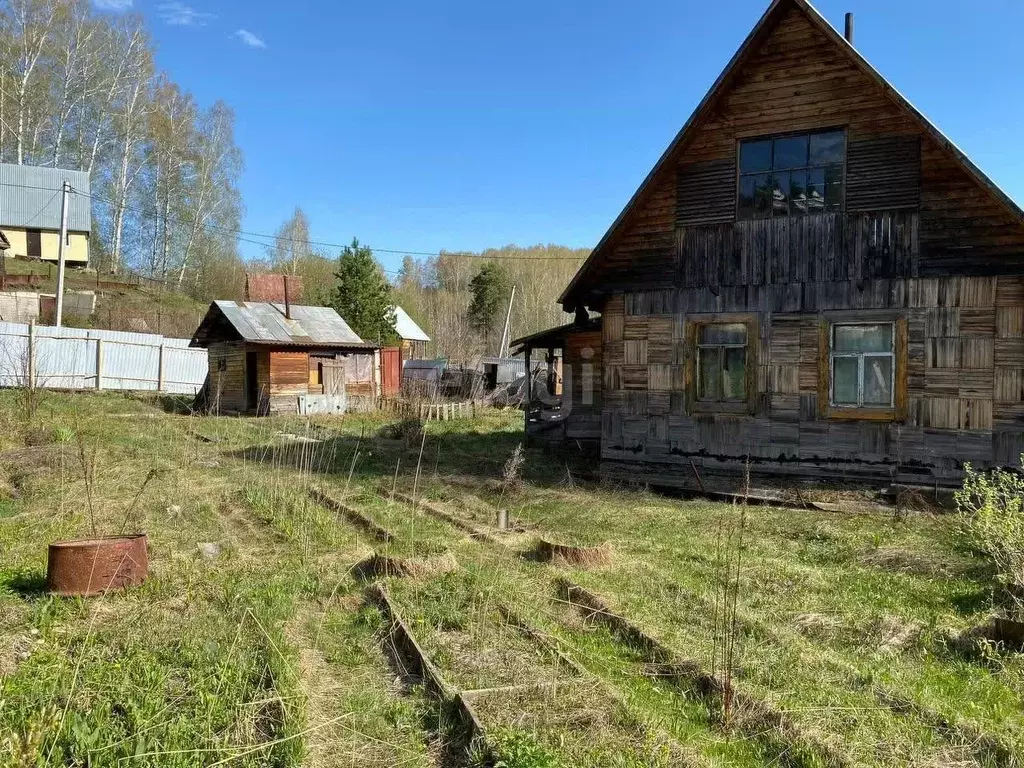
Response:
98,1,1024,274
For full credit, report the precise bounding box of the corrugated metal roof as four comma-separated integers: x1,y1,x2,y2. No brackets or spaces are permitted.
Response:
392,305,430,342
404,358,447,370
0,163,91,232
210,300,368,346
481,356,528,384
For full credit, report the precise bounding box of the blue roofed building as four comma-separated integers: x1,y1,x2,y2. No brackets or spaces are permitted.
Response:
0,163,91,266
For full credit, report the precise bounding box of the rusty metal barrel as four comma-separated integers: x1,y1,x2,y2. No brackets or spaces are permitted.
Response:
46,534,149,597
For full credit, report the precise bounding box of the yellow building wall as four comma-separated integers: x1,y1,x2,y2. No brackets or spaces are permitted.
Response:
0,227,89,264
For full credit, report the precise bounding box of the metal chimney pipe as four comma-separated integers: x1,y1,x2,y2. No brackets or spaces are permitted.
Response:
283,275,291,319
844,12,854,44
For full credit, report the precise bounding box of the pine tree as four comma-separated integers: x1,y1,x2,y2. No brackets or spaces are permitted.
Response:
468,261,510,353
331,238,398,344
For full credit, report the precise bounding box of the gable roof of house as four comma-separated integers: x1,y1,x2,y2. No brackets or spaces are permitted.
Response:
559,0,1024,309
392,305,430,342
0,163,91,233
191,300,375,348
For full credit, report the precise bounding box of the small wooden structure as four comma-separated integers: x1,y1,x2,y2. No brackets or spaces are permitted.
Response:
191,300,378,415
392,305,430,360
512,318,601,446
532,0,1024,489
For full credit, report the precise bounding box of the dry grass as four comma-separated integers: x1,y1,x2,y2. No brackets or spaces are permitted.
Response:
2,391,1023,768
532,537,614,568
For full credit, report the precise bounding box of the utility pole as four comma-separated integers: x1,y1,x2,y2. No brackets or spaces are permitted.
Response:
54,181,70,328
498,284,516,357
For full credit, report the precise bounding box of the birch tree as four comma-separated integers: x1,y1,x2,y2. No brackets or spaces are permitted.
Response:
78,18,146,176
0,0,247,294
50,0,98,167
142,78,195,277
174,101,241,285
268,207,312,275
106,29,151,273
3,0,62,164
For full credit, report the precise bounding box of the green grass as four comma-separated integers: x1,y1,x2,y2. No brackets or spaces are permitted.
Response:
1,390,1021,767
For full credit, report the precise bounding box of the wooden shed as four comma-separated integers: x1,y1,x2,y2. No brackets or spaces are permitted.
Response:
191,300,378,415
392,305,430,360
542,0,1024,491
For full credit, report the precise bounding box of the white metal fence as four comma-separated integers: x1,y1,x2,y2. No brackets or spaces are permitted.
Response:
0,322,209,395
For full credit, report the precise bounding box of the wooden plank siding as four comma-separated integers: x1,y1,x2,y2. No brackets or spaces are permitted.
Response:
207,341,247,413
563,330,603,440
601,277,1024,487
582,3,1024,488
259,350,309,414
570,4,1024,306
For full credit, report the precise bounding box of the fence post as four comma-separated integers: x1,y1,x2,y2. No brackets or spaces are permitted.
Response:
27,320,35,390
95,338,103,390
157,343,166,393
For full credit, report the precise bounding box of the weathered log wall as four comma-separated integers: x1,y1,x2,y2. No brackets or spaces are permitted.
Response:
601,278,1024,487
578,4,1024,488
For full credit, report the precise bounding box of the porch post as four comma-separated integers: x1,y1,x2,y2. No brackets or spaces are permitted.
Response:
523,346,531,438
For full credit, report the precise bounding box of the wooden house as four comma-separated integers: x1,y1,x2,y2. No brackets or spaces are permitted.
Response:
523,0,1024,491
0,163,91,266
191,300,378,415
392,305,430,360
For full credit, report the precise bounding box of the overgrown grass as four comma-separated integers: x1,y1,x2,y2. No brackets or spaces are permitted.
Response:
1,391,1021,767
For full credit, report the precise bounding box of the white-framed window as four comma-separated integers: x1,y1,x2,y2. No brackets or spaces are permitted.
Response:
830,323,895,407
697,323,748,402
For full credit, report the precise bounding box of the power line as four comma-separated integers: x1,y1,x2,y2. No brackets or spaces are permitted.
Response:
0,180,590,262
22,188,62,228
231,233,402,275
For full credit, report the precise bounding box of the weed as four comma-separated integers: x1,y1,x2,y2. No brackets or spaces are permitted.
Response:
955,463,1024,611
489,727,561,768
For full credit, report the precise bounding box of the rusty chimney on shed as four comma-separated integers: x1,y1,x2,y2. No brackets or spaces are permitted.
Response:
844,12,854,44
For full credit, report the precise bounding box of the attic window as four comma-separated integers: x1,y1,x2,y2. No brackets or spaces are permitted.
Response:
737,130,845,219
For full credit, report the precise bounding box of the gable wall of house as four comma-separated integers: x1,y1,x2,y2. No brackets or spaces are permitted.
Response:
585,5,1024,303
587,3,1024,489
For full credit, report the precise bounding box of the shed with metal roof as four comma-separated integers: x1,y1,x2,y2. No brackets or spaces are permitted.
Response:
190,301,378,415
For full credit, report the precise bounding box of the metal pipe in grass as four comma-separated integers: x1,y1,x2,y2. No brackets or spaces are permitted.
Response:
47,533,149,597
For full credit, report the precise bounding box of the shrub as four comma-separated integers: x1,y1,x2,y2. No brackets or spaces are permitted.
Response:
377,418,424,446
955,463,1024,606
